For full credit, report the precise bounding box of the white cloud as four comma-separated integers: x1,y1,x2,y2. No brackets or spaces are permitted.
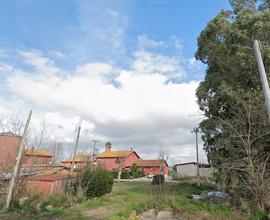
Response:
18,50,60,75
188,57,201,70
50,51,67,60
74,5,128,59
137,35,165,49
132,50,186,79
1,34,205,163
0,63,14,74
3,53,204,162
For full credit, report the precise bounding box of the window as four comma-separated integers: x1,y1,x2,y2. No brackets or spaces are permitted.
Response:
152,167,157,171
115,157,124,164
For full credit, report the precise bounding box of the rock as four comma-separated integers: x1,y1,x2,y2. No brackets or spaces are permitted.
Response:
139,209,156,220
156,210,173,220
18,197,29,206
267,212,270,220
45,205,53,211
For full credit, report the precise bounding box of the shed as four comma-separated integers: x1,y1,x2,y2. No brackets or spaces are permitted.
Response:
24,174,74,196
173,162,213,178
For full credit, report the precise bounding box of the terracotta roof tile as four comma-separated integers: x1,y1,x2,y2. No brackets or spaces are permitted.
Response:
25,148,53,157
61,155,91,163
97,150,134,158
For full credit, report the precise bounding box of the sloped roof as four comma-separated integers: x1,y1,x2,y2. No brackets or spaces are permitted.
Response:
0,132,21,138
97,150,139,158
25,148,53,157
61,155,91,163
130,159,169,167
26,174,75,182
173,162,211,168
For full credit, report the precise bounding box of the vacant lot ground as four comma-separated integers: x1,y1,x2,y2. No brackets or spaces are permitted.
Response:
0,182,251,220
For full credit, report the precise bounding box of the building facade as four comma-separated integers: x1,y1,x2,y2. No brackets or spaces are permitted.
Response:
97,147,140,171
126,159,169,176
0,132,53,173
173,162,213,178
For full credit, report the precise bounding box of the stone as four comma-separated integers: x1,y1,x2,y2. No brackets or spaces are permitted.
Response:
139,209,156,220
156,210,173,220
45,205,53,211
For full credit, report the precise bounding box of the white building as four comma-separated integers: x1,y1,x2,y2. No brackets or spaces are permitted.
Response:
173,162,213,179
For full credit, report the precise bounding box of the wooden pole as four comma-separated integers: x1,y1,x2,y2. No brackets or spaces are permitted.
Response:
5,110,32,209
71,126,81,172
192,127,200,186
91,139,99,163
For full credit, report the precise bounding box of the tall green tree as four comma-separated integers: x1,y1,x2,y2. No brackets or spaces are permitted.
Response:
196,0,270,209
196,0,270,165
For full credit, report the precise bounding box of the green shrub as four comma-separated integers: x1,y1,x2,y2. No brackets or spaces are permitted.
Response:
75,166,114,198
45,193,69,208
120,172,130,179
130,164,144,178
251,210,269,220
110,171,131,179
152,174,164,185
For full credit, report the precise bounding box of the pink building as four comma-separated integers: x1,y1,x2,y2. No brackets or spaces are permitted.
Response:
127,159,169,176
0,132,21,173
97,147,140,171
0,132,53,173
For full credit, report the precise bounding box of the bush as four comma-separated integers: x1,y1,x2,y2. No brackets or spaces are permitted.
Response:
152,174,165,185
110,171,131,179
130,164,144,178
74,166,114,198
45,193,70,208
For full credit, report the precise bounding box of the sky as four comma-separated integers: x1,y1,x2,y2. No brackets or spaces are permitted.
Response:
0,0,231,164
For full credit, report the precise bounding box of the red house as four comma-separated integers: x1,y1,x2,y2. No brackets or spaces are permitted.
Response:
127,159,169,176
97,146,140,171
0,132,53,173
0,132,21,173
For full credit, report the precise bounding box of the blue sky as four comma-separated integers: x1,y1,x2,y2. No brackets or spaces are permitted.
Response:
0,0,230,67
0,0,231,162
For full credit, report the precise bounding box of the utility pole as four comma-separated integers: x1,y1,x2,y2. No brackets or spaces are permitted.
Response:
53,142,61,165
71,125,81,172
91,139,99,163
192,127,200,186
5,110,32,209
254,40,270,120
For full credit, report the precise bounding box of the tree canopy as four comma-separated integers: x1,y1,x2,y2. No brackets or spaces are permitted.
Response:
196,0,270,209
